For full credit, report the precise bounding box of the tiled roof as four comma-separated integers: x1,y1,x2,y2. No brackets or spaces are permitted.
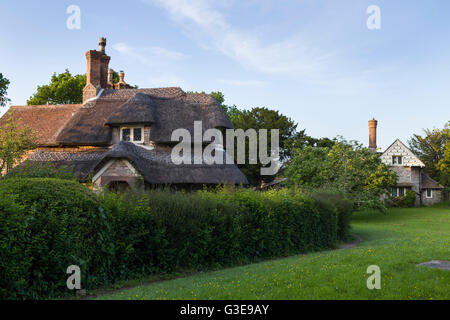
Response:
0,104,82,146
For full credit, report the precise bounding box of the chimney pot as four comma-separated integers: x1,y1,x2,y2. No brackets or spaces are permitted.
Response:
368,118,378,152
107,68,114,88
99,37,107,53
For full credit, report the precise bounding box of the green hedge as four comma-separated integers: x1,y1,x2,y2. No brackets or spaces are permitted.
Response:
0,179,352,299
0,179,113,299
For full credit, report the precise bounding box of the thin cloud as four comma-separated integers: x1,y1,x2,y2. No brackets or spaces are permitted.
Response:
145,0,332,77
112,42,190,67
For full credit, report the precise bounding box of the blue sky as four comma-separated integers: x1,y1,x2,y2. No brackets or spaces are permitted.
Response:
1,0,449,150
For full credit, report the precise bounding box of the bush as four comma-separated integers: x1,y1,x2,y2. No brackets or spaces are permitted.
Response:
0,178,113,299
0,195,28,299
388,190,417,208
309,190,353,241
0,181,352,299
4,161,77,180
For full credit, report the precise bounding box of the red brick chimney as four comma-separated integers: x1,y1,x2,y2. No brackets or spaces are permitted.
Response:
82,37,111,102
368,118,378,152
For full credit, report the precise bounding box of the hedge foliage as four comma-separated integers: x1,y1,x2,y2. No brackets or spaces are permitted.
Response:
0,179,352,299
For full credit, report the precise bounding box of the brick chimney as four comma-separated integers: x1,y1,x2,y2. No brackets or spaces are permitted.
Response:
368,118,378,152
82,37,111,102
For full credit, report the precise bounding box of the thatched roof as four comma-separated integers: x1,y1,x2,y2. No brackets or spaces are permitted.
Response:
105,93,156,126
57,88,233,145
27,142,248,185
0,104,82,146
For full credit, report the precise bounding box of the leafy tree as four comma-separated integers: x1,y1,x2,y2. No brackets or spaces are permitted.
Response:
0,114,36,173
286,139,397,210
437,141,450,186
27,69,86,105
210,91,225,106
408,122,450,185
0,73,10,107
27,69,122,105
230,107,303,186
285,146,329,187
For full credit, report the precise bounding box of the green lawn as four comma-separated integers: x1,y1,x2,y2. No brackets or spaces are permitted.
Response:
97,205,450,300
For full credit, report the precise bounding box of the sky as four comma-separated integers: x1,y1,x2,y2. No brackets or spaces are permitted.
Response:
0,0,449,150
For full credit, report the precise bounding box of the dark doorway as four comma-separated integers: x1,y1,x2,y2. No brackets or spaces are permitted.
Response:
108,181,130,192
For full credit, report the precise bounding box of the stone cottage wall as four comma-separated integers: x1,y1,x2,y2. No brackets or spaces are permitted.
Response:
421,189,443,206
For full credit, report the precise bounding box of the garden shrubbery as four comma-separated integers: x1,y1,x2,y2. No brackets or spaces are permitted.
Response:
388,190,417,208
0,178,115,299
0,179,352,299
4,161,77,180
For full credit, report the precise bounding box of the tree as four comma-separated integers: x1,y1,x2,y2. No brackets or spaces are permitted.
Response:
27,69,86,105
27,69,122,105
408,122,450,185
0,114,36,174
0,73,10,107
285,146,329,187
286,139,397,210
229,107,303,186
437,141,450,187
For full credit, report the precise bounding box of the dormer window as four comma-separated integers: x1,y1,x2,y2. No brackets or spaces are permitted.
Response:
121,126,144,143
392,156,403,165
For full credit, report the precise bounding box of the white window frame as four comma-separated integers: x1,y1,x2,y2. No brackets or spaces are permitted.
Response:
391,187,410,198
120,126,144,143
426,189,433,199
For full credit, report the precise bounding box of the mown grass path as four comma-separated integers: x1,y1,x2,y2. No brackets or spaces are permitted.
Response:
98,206,449,300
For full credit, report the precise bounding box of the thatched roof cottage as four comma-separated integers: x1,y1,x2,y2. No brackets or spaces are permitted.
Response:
1,38,248,190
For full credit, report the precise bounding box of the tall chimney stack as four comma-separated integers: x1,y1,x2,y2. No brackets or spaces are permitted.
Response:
82,37,111,102
368,118,378,152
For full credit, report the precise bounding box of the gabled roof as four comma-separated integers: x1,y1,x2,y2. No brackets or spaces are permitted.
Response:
380,139,425,167
0,104,82,146
56,88,233,145
105,93,156,126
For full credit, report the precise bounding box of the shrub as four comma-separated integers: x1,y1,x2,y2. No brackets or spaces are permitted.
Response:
1,182,352,299
0,195,28,299
310,190,353,241
4,161,77,180
403,190,417,207
0,178,113,299
388,190,417,208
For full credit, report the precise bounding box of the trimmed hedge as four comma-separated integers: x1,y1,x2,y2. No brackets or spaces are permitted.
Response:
0,179,113,299
0,179,352,299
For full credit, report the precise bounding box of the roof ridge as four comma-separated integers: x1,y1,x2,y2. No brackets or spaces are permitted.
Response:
10,104,82,109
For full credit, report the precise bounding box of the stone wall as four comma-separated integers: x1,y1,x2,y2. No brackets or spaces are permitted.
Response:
421,189,443,206
390,166,421,193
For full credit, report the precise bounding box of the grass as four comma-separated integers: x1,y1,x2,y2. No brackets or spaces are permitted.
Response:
97,205,450,300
